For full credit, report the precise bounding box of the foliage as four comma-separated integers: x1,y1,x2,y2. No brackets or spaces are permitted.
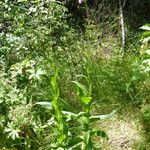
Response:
140,24,150,73
0,0,68,64
36,67,115,149
0,0,150,149
139,24,150,149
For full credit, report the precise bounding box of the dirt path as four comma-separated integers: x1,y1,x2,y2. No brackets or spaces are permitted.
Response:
96,113,143,150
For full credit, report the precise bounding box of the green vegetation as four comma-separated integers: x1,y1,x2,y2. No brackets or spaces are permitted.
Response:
0,0,150,149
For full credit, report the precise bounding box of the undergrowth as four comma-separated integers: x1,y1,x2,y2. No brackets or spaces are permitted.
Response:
0,1,150,149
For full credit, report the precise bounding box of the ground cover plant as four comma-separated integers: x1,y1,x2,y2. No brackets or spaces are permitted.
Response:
0,0,150,149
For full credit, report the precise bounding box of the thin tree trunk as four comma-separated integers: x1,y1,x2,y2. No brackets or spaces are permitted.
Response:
119,0,126,54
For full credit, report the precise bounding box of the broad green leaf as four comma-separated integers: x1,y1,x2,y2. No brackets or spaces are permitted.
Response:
5,123,21,140
29,68,45,80
62,111,85,119
35,102,52,109
90,110,116,122
81,96,92,105
143,59,150,65
140,25,150,31
8,130,20,140
62,111,87,125
84,130,90,144
143,31,150,37
143,37,150,43
145,50,150,55
78,116,88,125
62,111,77,121
31,0,40,3
72,81,88,96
